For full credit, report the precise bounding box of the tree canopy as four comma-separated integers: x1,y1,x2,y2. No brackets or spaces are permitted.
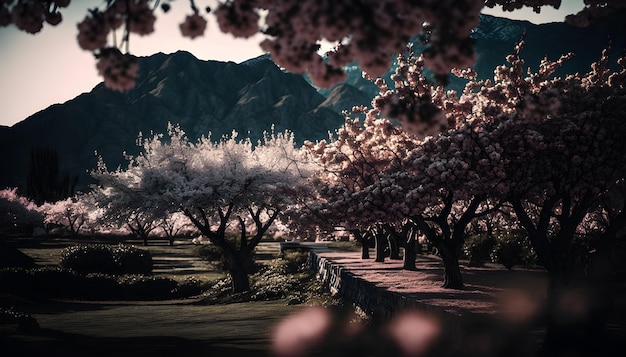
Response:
91,124,312,292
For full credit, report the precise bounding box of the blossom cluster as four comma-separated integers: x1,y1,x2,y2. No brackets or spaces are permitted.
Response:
5,0,621,92
0,0,70,33
95,47,138,92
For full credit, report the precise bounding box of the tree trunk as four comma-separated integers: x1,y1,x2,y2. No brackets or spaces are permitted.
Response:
403,238,417,270
374,232,386,263
351,230,370,259
227,256,251,293
438,241,464,289
361,242,370,259
388,234,401,260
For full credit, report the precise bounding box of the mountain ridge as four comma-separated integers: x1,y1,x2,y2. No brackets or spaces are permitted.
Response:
1,12,624,193
0,51,346,190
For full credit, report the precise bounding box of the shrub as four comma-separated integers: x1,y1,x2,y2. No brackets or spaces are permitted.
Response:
0,268,33,297
195,244,223,262
279,249,310,274
171,277,209,298
29,266,83,298
490,231,534,270
117,275,178,300
79,273,122,299
59,244,117,275
463,234,495,267
112,245,153,275
0,307,39,333
59,244,152,275
0,267,205,301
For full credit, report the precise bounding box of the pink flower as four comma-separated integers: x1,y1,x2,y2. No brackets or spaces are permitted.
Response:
179,14,207,39
127,0,156,36
45,11,62,26
215,1,260,38
386,311,442,357
96,47,138,92
271,306,332,356
11,1,45,34
77,14,109,51
307,55,347,89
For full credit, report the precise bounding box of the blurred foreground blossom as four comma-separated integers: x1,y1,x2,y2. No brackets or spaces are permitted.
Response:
386,311,442,357
96,47,138,92
179,13,208,39
271,306,332,357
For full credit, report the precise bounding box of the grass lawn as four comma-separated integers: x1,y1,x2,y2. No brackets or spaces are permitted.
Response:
0,236,326,356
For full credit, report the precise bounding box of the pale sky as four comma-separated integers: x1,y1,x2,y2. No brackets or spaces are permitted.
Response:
0,1,586,127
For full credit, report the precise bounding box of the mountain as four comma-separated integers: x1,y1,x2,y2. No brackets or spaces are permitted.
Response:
1,12,625,193
0,51,346,191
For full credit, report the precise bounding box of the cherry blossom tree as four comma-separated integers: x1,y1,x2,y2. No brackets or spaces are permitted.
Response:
40,195,90,236
4,1,618,93
296,112,419,263
352,47,510,287
488,48,626,354
92,124,312,293
157,211,194,245
0,187,44,235
428,35,626,351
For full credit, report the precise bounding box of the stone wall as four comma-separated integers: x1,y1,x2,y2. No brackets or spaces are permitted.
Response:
309,251,468,328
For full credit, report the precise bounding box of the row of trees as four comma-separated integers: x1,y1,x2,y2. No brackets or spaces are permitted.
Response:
3,40,624,287
3,41,625,294
287,41,625,353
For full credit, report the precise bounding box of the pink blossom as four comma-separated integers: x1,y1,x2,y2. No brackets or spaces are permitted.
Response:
11,1,45,34
179,13,207,39
45,11,62,26
214,1,259,38
386,311,442,356
96,47,138,92
77,13,109,51
127,0,156,36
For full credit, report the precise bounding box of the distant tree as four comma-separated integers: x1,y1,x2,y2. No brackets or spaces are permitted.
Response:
0,188,44,236
40,195,90,237
26,146,78,205
157,212,194,245
92,124,311,293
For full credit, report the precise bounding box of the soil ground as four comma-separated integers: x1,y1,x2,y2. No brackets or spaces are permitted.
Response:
2,237,625,356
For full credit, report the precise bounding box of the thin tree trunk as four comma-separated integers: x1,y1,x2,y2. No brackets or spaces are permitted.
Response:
403,237,417,270
361,241,370,259
388,233,401,260
351,230,370,259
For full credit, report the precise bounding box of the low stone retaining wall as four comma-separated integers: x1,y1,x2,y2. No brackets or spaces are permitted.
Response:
309,251,469,327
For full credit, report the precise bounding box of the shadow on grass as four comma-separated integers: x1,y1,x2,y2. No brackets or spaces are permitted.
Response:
4,329,271,357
